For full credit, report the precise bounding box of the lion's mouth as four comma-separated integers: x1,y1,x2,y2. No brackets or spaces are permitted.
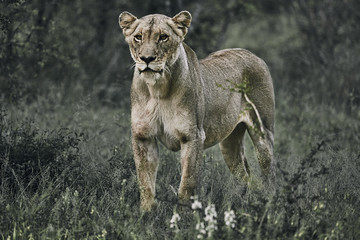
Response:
139,67,163,74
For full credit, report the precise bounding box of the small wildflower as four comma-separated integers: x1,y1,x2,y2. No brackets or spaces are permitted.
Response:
170,212,181,230
191,196,202,210
205,204,217,219
192,199,202,210
90,206,96,215
122,179,127,186
204,204,218,237
29,233,34,240
101,229,107,238
196,221,206,239
224,209,236,228
96,229,107,240
114,146,118,153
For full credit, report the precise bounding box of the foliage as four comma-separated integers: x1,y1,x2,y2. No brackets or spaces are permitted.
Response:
1,97,359,239
0,109,83,194
2,0,359,107
283,0,360,108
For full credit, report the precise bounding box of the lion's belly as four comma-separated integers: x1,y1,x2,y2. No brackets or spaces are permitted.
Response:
203,110,242,149
202,91,244,149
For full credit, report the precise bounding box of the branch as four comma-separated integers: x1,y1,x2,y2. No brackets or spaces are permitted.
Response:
244,93,265,135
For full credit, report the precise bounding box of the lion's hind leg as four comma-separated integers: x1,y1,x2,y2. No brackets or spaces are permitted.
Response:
238,97,274,180
243,108,274,178
247,125,274,177
219,123,251,182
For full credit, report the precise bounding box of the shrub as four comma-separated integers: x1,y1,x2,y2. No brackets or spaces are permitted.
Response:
0,109,83,194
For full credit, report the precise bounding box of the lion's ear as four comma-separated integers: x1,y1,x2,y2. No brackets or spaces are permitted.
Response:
119,11,138,36
171,11,192,37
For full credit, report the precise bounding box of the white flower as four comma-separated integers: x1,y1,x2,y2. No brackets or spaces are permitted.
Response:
170,213,181,229
196,222,206,239
224,209,236,228
191,196,203,210
205,204,217,219
192,199,202,210
204,204,218,237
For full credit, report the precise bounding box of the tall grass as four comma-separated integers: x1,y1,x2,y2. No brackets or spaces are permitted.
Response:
1,91,359,239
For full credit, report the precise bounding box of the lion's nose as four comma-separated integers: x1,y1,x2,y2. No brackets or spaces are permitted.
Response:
140,56,156,64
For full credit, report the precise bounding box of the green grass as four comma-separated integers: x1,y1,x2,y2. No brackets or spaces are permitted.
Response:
1,90,359,239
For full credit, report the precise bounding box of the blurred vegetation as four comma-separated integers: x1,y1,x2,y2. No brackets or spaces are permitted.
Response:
2,0,359,108
1,0,359,239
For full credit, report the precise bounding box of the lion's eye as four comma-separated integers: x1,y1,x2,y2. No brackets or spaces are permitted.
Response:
159,34,168,42
134,35,142,42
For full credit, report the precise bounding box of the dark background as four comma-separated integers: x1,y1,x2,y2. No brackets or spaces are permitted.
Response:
2,0,359,109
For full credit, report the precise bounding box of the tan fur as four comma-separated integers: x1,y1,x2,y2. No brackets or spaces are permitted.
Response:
119,11,275,211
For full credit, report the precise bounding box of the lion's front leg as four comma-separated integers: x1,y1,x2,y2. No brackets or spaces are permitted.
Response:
132,137,159,211
178,132,204,204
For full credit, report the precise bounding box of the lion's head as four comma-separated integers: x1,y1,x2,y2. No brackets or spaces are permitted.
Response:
119,11,191,78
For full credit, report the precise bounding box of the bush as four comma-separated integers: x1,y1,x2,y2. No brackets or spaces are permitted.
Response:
0,109,83,194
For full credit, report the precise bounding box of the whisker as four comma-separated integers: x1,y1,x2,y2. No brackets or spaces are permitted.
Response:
130,62,136,70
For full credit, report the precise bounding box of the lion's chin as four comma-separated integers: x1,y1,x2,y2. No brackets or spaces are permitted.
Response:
139,70,164,86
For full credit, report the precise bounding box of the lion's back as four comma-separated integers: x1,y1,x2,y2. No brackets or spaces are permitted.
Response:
199,48,268,81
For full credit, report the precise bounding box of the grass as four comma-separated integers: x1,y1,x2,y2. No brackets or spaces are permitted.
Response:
1,89,359,239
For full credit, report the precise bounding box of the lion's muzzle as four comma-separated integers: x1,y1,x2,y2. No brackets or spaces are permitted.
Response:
137,61,165,74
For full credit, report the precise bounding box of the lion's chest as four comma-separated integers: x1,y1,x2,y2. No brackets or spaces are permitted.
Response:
132,99,191,151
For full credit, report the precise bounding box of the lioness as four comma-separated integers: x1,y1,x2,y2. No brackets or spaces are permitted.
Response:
119,11,275,211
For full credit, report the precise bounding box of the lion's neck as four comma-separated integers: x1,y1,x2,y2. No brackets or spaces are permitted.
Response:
138,44,189,99
140,70,171,99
